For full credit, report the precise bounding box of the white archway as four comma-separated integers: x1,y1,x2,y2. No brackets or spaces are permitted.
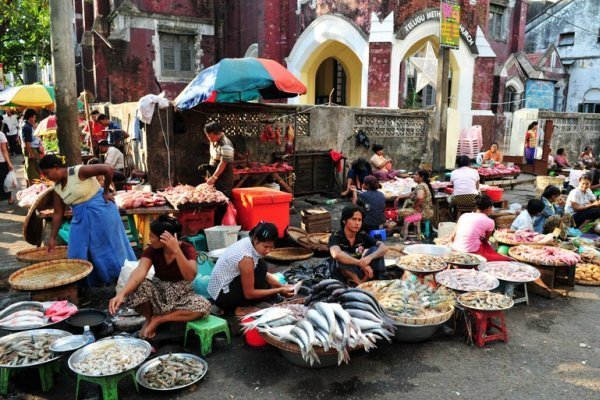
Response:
506,76,525,93
286,14,369,107
390,21,476,114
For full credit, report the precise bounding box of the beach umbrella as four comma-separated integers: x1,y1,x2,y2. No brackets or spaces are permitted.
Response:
34,115,58,136
175,58,307,110
0,83,85,109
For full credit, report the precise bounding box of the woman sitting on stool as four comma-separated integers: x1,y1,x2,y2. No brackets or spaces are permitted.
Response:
208,222,294,315
329,205,388,285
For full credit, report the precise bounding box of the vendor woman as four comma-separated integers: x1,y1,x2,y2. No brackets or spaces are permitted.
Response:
208,222,294,314
40,154,136,286
109,216,211,339
450,195,511,262
329,205,388,285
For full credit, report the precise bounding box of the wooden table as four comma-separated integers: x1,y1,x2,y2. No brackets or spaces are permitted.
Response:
233,167,294,193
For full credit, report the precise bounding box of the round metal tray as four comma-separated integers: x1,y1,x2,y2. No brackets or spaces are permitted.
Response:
403,244,452,257
49,334,91,353
0,301,77,331
0,329,72,368
443,253,487,268
457,291,514,311
68,338,151,377
478,261,541,283
136,353,208,391
435,269,499,292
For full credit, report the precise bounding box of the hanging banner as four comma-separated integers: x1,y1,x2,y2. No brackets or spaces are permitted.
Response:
440,0,460,49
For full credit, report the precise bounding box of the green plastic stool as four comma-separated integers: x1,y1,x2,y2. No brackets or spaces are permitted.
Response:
75,369,138,400
497,245,510,256
184,315,231,356
1,361,59,395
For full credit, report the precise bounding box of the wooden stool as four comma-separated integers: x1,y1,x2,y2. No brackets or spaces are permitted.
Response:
76,369,138,400
184,315,231,356
468,309,508,348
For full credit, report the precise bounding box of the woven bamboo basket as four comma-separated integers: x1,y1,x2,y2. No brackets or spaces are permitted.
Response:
298,235,329,253
9,259,93,290
260,331,343,357
286,226,308,244
16,246,68,263
508,245,576,267
389,305,455,326
535,176,565,198
493,232,556,247
265,247,314,262
490,213,517,230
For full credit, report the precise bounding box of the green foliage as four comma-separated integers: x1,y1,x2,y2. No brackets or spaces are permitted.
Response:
0,0,51,82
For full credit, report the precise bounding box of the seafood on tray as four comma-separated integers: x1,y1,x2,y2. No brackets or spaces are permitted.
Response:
443,253,484,266
114,191,166,209
359,280,455,319
142,354,205,389
478,261,540,283
435,269,499,292
72,343,148,376
242,283,395,366
160,184,228,208
575,264,600,284
509,245,581,266
0,333,62,367
493,229,553,244
397,254,447,273
458,291,513,311
0,301,76,330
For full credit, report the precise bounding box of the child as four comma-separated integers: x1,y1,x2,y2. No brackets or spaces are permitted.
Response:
511,199,545,231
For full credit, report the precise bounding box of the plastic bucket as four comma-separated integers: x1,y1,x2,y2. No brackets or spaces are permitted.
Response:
241,317,268,347
486,187,504,202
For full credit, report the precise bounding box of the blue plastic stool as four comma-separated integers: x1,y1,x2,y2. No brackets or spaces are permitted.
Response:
421,220,431,239
369,229,387,241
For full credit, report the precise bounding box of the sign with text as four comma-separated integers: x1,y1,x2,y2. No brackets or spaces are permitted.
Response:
440,0,460,49
525,80,555,110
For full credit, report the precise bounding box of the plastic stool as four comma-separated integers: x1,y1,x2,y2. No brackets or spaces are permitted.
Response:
184,315,231,356
187,234,208,252
75,369,138,400
421,220,431,239
122,215,141,249
468,309,508,348
369,229,387,241
1,361,59,395
497,245,510,256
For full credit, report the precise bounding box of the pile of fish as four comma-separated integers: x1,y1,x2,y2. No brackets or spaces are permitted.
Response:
242,282,395,365
458,291,513,311
478,261,540,283
443,253,483,266
398,254,447,273
509,245,581,266
114,191,167,209
73,343,148,376
161,184,228,208
494,229,553,244
359,280,455,319
0,334,60,366
435,269,499,292
283,262,332,292
142,354,205,389
0,301,48,330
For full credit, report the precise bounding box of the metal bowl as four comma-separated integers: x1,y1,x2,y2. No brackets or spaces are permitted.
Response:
393,323,443,342
68,337,151,377
278,348,340,368
403,244,452,257
136,353,208,391
65,308,108,334
50,334,92,353
0,329,72,368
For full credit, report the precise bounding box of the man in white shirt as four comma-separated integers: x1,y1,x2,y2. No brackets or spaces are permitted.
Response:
3,110,20,155
98,139,124,171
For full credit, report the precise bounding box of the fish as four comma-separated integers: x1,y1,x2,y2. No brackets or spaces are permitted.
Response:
311,279,343,293
305,309,329,336
0,310,45,324
0,301,44,320
345,309,384,325
240,307,292,332
314,303,338,342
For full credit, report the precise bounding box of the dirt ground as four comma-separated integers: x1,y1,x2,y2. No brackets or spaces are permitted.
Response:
1,157,599,400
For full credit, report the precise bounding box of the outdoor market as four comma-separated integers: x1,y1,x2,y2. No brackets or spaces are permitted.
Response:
0,54,599,400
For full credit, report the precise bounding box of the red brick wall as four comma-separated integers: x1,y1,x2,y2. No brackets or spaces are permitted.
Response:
472,58,495,111
367,42,392,107
136,0,213,18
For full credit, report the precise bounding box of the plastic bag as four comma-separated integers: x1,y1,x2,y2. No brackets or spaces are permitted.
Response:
116,260,155,292
222,201,237,226
3,170,17,192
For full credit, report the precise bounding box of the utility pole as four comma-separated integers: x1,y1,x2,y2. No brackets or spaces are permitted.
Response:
49,0,81,166
437,47,450,173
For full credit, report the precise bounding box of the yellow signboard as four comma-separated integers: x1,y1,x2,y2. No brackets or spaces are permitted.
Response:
440,0,460,49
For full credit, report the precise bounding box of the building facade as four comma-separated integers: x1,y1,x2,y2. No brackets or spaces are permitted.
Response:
525,0,600,113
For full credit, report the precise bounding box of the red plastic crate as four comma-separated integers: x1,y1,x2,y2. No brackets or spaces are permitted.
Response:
177,208,215,236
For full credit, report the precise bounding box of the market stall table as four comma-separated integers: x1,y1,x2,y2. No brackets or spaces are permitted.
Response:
233,166,294,193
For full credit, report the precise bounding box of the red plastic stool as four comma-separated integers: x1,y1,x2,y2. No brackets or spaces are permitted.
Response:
468,309,508,348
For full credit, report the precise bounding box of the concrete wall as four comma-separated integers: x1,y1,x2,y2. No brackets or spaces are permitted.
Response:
539,111,600,163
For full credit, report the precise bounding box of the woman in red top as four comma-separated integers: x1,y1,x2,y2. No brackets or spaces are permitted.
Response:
109,216,211,339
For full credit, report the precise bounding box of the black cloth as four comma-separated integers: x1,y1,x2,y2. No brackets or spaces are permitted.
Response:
7,134,20,155
1,123,8,135
0,162,11,201
214,259,269,311
573,207,600,227
328,229,377,258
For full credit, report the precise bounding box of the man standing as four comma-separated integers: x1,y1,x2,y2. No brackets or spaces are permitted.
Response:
3,109,20,155
21,109,42,186
202,122,234,225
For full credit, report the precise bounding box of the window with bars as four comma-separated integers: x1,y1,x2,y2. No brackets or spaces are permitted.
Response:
504,86,522,113
488,4,506,41
159,33,196,79
578,103,600,113
558,32,575,46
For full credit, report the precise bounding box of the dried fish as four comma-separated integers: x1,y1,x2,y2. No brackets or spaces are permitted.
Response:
143,354,205,389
